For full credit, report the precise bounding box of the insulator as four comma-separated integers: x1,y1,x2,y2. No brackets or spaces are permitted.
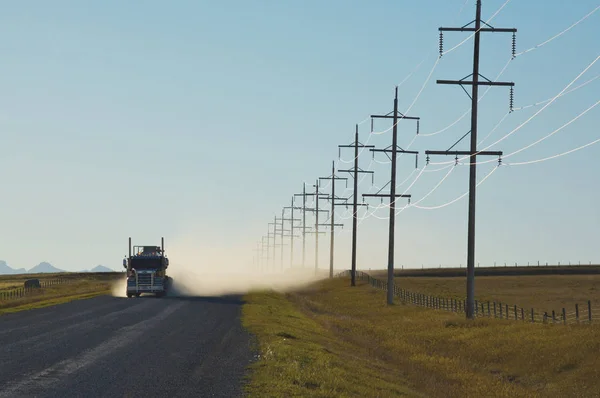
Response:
370,118,374,133
498,156,503,166
408,197,411,205
509,86,514,113
439,31,444,57
512,32,516,59
416,119,420,135
415,154,418,169
455,155,459,165
338,148,341,159
426,154,430,165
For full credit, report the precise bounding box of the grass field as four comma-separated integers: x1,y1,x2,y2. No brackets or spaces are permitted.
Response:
243,277,600,397
242,286,420,397
390,274,600,317
387,265,600,278
0,272,123,315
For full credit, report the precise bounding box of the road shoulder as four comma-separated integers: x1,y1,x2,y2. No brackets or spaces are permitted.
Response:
241,284,420,397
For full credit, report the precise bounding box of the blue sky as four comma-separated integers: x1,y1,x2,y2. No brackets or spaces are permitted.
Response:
0,0,598,272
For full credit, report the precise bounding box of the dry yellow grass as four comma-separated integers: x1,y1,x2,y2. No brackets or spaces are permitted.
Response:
244,277,600,397
392,274,600,316
0,273,121,314
242,287,420,397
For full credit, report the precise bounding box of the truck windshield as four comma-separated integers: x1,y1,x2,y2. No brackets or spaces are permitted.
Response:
131,257,162,269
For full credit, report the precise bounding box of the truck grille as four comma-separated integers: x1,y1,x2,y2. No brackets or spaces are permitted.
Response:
127,274,164,289
137,273,152,286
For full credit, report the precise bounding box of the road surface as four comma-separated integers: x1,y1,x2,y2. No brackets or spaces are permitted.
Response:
0,294,255,397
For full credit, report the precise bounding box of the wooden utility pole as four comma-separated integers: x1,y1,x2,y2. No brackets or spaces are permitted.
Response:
364,86,419,305
338,124,374,286
319,161,349,278
427,0,516,319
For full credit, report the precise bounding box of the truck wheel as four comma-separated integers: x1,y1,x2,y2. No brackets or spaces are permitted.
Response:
135,293,141,297
126,293,132,298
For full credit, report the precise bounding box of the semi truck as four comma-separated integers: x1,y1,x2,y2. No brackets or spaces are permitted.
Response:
123,237,171,298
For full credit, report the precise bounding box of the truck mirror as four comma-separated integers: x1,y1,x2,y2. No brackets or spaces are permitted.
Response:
123,258,127,268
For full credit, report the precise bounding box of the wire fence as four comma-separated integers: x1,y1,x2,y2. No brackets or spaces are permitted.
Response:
0,277,73,301
337,270,597,325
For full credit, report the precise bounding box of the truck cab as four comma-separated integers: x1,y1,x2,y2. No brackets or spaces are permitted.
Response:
124,238,171,298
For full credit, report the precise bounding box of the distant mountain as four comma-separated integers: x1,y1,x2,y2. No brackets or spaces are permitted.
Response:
0,260,27,275
0,261,116,275
89,265,116,273
28,262,65,274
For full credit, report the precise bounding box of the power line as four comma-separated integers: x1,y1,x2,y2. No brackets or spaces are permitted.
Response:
505,137,600,166
411,165,500,210
434,54,600,167
419,5,598,139
514,4,600,57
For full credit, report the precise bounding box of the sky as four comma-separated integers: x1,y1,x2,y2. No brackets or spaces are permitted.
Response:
0,0,598,272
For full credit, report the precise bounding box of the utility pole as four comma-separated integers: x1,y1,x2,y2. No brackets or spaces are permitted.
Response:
339,124,374,286
283,198,302,269
253,242,262,271
304,180,329,274
269,216,285,271
363,86,419,305
261,235,270,273
427,0,515,319
318,161,349,278
293,183,309,267
278,207,297,271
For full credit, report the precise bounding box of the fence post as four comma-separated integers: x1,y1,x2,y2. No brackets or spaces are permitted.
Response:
506,304,509,319
576,304,579,323
499,303,502,318
514,305,517,320
543,312,547,323
494,302,497,318
562,308,566,325
531,308,534,323
521,307,524,321
552,310,556,323
475,300,478,316
588,300,592,323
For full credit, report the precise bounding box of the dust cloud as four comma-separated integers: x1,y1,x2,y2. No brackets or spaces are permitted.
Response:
111,277,127,298
110,236,328,298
